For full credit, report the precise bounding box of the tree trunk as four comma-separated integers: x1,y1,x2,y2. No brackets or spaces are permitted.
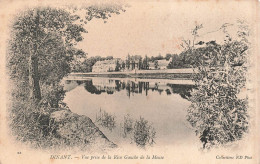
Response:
29,9,41,103
28,53,41,103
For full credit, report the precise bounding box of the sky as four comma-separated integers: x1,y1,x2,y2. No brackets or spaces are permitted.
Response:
76,1,255,59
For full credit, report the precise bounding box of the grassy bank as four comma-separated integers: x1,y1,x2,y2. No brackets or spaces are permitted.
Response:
9,99,116,152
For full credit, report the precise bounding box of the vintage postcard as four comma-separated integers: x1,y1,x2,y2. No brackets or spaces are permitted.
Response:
0,0,259,163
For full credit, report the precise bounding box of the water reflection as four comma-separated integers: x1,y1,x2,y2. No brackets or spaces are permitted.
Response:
63,77,197,146
64,78,194,99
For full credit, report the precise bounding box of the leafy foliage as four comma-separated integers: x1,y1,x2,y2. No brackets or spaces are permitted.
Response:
95,109,116,131
187,23,249,149
8,7,86,105
7,5,126,149
133,117,156,147
154,60,159,69
123,114,134,137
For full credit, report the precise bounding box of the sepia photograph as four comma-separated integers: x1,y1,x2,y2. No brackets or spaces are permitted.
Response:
0,0,259,163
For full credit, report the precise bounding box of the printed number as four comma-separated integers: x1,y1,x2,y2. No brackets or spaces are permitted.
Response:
17,152,21,154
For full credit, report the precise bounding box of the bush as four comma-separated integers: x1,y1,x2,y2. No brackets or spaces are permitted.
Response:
95,109,116,131
187,40,249,149
133,117,156,147
122,114,134,137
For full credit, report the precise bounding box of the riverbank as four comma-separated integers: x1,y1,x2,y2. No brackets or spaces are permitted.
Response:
50,109,117,152
69,68,196,80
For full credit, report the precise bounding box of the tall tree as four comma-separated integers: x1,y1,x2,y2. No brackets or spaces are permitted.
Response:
138,57,143,70
154,60,159,69
115,60,120,71
8,5,126,105
122,61,126,70
142,55,149,70
165,53,172,60
126,54,131,70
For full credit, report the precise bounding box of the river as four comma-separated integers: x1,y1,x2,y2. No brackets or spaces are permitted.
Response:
63,77,198,149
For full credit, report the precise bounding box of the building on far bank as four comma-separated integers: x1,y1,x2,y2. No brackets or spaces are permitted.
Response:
148,61,155,70
157,59,171,69
92,58,123,73
92,57,172,72
149,58,171,70
129,59,140,70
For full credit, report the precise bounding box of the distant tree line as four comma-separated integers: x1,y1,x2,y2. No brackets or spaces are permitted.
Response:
71,50,210,72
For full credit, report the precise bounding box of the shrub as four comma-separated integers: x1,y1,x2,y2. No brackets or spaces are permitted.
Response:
95,109,116,131
122,114,134,137
133,117,156,147
187,40,249,149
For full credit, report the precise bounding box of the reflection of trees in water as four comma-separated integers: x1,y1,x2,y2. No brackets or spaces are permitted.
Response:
83,80,102,94
126,82,130,98
106,90,114,94
167,84,193,99
115,80,121,91
165,89,172,95
65,80,71,84
66,79,194,98
125,81,149,98
76,80,84,85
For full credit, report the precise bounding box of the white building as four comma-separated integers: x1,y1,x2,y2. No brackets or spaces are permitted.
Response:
92,59,122,73
148,61,155,70
157,59,171,69
149,58,171,70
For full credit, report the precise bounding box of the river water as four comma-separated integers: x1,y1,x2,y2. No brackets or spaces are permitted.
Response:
63,77,197,148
